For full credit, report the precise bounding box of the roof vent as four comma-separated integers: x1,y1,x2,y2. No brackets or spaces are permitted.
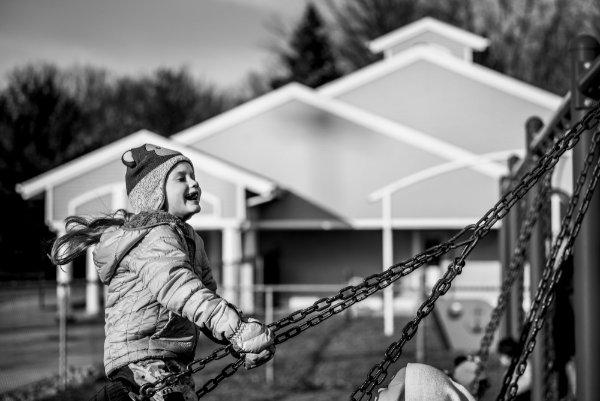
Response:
368,17,489,62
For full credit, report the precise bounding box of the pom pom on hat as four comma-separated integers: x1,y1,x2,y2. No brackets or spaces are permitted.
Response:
122,143,192,213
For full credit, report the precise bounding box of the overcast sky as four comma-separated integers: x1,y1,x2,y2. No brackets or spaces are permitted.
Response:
0,0,308,89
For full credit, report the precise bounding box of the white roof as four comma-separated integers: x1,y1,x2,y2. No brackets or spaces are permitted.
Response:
368,17,490,54
16,130,277,199
319,44,561,110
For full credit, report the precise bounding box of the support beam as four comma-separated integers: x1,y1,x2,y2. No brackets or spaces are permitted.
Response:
85,246,101,316
506,156,524,340
499,176,512,339
382,195,394,336
570,34,600,401
526,115,547,401
240,229,257,313
222,227,242,305
412,231,426,362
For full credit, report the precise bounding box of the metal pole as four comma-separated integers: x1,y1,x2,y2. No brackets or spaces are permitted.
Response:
58,275,68,391
499,176,512,339
507,155,524,340
382,195,394,336
570,34,600,401
265,286,274,385
526,116,546,401
412,231,425,362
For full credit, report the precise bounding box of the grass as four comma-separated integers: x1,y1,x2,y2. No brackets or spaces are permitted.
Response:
8,313,506,401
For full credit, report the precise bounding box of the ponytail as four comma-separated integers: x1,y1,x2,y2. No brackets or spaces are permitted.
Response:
50,209,133,266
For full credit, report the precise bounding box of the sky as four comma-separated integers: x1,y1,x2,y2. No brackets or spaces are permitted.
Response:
0,0,309,90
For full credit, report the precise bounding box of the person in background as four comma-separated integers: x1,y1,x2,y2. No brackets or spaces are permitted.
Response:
498,337,531,401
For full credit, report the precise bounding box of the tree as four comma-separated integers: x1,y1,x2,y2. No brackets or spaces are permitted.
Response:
325,0,474,73
270,3,342,89
324,0,600,94
0,63,237,279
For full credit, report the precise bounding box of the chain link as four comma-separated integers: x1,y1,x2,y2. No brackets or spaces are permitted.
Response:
497,131,600,401
470,173,551,394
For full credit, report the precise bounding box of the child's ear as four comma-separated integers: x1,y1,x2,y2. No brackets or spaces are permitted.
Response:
122,150,136,168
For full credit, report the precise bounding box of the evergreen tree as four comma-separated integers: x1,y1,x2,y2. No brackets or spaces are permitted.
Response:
271,3,341,89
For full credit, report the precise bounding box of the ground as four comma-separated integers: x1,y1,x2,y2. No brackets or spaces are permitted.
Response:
0,282,505,401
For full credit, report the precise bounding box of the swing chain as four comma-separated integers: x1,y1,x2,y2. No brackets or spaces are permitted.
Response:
139,104,600,400
351,106,600,401
498,131,600,401
471,173,551,394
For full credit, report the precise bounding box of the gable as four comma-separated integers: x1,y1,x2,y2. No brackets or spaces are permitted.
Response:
324,55,559,155
187,98,488,221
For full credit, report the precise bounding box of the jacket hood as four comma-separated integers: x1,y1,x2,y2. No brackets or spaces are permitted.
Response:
93,226,149,284
92,211,190,284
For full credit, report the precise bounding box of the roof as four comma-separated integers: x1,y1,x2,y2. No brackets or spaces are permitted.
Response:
368,17,490,54
173,83,505,178
319,45,561,110
16,130,277,200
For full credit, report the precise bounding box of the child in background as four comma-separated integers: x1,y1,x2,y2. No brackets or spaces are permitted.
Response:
498,337,531,401
52,144,275,401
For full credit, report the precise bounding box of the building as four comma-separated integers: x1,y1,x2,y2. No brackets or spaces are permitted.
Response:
17,18,561,324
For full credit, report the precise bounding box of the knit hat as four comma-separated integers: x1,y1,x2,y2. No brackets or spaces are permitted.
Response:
121,143,192,214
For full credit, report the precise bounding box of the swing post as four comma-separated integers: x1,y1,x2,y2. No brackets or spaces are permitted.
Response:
525,116,546,401
570,34,600,401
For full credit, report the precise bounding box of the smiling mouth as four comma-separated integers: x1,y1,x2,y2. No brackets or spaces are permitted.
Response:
184,192,199,201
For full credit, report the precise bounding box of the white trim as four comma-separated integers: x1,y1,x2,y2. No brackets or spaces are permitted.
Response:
368,17,489,54
187,216,242,230
369,149,524,201
16,130,276,200
294,89,505,177
68,183,122,215
45,186,54,224
172,84,306,144
252,218,499,230
235,185,246,220
49,219,64,233
319,45,562,110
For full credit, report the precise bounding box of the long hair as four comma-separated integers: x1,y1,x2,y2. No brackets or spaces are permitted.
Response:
50,209,133,266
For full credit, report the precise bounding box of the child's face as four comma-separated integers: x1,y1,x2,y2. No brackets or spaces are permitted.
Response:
165,162,201,221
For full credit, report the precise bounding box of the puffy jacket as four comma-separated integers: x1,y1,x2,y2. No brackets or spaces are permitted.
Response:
93,212,241,376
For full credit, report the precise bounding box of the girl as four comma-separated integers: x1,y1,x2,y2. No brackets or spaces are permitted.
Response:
51,144,275,401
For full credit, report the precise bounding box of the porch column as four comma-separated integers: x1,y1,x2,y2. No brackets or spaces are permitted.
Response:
222,227,242,305
240,229,257,313
56,228,73,319
85,246,101,316
382,194,394,336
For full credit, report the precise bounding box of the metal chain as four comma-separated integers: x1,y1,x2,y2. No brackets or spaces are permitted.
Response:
470,173,551,394
497,131,600,401
193,227,476,398
137,104,600,400
350,106,600,401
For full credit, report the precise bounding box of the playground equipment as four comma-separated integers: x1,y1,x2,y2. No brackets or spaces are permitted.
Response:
114,35,600,401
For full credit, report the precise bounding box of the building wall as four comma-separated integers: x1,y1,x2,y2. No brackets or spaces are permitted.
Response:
333,59,555,155
192,100,455,220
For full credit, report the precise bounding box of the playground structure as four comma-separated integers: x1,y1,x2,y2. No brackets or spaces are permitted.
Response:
111,34,600,401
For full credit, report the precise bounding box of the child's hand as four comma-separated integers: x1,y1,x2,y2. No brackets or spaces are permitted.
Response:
229,317,274,354
243,345,276,369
